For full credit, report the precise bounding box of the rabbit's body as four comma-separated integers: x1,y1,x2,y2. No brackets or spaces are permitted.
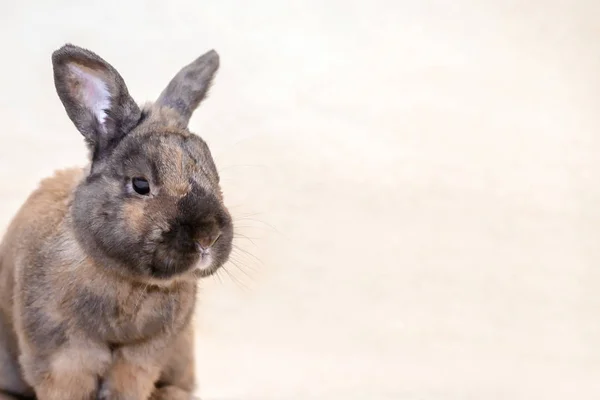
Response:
0,168,196,400
0,45,232,400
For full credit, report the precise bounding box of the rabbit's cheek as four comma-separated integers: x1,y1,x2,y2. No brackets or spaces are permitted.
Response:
123,202,147,235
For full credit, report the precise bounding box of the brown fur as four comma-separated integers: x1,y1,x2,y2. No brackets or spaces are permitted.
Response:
0,44,232,400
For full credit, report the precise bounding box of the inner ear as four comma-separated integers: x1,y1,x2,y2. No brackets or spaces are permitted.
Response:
65,62,112,129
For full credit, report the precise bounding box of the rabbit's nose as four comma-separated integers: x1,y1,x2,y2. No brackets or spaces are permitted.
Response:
196,232,221,254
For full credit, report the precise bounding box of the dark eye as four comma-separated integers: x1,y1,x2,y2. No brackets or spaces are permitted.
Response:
132,177,150,195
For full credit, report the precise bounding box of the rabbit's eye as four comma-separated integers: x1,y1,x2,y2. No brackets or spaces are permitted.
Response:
132,177,150,195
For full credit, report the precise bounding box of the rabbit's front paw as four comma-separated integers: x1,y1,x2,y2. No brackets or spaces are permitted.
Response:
97,378,132,400
96,365,155,400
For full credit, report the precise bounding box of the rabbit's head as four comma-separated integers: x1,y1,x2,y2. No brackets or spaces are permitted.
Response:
52,44,233,282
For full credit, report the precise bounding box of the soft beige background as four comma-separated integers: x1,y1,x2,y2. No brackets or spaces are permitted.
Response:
1,0,599,399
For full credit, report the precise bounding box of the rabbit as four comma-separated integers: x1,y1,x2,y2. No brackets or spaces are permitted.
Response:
0,43,233,400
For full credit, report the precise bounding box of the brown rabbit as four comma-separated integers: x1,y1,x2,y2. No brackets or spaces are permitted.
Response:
0,44,233,400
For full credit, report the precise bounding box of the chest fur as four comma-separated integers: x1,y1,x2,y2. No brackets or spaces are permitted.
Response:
70,284,194,345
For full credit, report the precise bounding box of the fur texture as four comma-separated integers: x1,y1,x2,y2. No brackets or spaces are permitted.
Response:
0,44,232,400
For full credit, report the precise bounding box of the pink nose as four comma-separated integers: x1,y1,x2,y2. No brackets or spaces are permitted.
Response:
196,232,221,254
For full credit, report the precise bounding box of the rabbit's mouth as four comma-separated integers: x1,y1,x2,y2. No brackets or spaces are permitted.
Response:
146,225,232,281
193,251,217,277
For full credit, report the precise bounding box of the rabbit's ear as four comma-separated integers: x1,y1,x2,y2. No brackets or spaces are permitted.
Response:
155,49,220,126
52,44,141,159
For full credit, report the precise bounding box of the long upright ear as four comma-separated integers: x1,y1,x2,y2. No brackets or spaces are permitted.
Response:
155,49,220,126
52,44,141,158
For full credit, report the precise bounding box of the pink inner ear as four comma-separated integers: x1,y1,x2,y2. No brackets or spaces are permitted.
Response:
68,63,111,126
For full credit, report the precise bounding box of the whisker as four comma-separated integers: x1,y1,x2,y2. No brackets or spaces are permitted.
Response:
227,256,256,279
233,224,278,233
229,250,260,271
213,268,224,285
230,256,261,283
221,265,250,291
233,234,258,246
234,217,277,227
232,244,263,266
